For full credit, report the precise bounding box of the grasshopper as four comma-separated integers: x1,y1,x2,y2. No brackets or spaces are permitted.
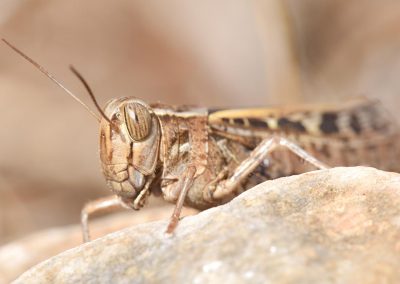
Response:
3,39,400,242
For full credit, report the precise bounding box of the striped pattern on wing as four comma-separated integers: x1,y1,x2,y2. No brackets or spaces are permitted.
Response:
208,98,395,139
208,98,400,170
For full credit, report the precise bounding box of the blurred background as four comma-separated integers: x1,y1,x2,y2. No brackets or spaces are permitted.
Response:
1,0,400,254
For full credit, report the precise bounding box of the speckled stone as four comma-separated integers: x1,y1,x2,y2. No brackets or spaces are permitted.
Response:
0,206,198,283
14,167,400,284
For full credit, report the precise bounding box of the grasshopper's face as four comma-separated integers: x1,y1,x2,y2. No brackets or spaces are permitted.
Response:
99,98,161,209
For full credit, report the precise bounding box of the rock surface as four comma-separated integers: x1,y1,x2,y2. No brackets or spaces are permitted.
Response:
0,206,198,283
14,167,400,283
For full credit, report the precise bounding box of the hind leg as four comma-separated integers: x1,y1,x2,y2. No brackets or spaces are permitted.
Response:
209,136,329,200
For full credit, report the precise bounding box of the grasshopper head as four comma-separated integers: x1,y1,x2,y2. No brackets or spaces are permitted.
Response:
100,98,161,209
0,40,161,209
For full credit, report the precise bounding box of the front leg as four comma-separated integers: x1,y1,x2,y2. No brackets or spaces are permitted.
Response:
162,166,197,234
210,136,329,200
81,195,127,242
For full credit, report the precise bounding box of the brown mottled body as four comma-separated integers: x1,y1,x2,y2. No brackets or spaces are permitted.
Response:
99,97,399,220
210,98,400,177
204,98,399,207
5,39,397,240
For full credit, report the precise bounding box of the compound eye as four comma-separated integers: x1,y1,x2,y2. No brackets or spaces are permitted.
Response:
123,103,152,141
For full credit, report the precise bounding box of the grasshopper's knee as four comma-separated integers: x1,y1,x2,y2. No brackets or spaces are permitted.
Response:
81,204,91,242
79,195,123,242
202,168,230,202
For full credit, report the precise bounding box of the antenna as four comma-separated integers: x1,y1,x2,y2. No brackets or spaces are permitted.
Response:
69,65,112,124
1,38,101,122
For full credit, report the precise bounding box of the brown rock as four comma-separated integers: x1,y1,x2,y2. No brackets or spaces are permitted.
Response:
0,206,198,283
13,167,400,283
